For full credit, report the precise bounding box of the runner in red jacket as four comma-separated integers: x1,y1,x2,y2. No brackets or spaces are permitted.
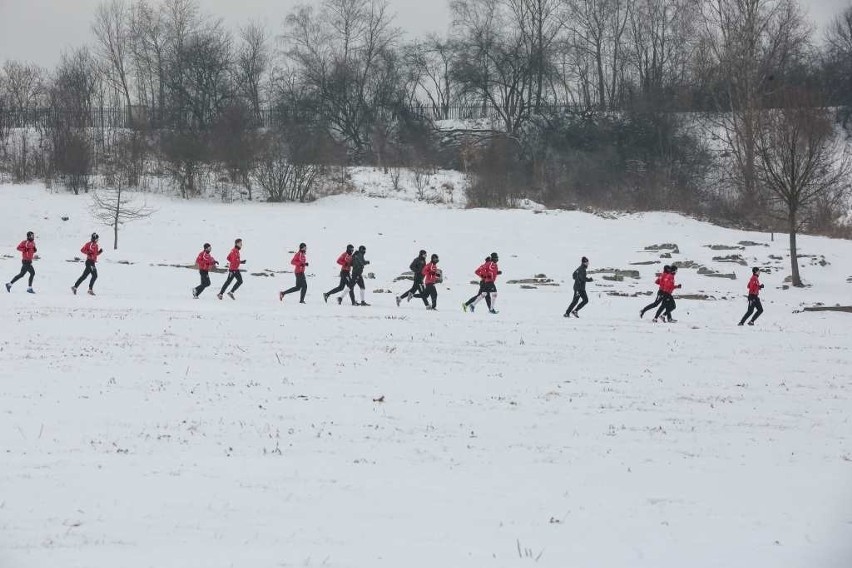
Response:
463,257,494,313
421,254,441,310
280,243,309,303
192,243,218,298
653,266,681,322
72,233,103,295
323,244,356,304
739,267,765,326
640,265,670,318
6,231,37,293
464,252,501,314
218,238,245,300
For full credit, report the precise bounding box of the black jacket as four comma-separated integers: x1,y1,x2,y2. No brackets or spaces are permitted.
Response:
352,251,370,277
572,264,592,291
409,256,426,280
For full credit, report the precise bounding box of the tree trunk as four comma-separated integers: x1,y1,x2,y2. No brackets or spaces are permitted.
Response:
114,184,121,250
789,215,801,287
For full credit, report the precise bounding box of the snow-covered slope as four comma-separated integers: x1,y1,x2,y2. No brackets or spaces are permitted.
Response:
1,184,850,568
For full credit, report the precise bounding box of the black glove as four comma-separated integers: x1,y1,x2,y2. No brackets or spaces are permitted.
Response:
304,263,309,266
33,247,37,252
99,249,104,254
588,277,593,281
497,271,503,275
365,260,371,265
240,260,246,264
759,284,764,289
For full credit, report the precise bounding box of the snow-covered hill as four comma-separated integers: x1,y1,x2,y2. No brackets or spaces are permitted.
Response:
1,184,850,568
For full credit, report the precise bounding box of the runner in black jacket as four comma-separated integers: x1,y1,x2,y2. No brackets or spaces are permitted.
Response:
564,256,593,318
396,250,429,306
349,245,370,306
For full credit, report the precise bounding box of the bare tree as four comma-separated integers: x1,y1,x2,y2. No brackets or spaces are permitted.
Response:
251,132,322,202
700,0,808,211
283,0,401,159
235,22,270,122
93,0,134,110
129,0,167,117
403,36,460,119
1,61,47,111
627,0,699,103
91,187,153,250
823,4,852,125
451,0,550,133
49,48,102,194
92,135,154,249
166,18,233,129
755,91,850,287
565,0,634,110
210,103,263,198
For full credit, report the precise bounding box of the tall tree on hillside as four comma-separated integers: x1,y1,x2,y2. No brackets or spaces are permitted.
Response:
564,0,634,110
403,36,461,120
451,0,560,132
1,61,47,112
49,48,102,194
700,0,808,213
129,0,167,118
823,4,852,125
627,0,699,105
235,22,270,123
283,0,401,160
755,89,850,287
93,0,134,111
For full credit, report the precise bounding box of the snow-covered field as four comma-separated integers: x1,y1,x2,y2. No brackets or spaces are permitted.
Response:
1,184,851,568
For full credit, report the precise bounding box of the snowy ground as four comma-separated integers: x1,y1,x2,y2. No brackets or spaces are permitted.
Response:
1,184,851,568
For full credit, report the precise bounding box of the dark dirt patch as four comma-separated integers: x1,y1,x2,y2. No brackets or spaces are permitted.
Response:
506,277,560,286
644,243,679,253
799,305,852,314
672,260,701,269
704,244,745,251
698,267,737,280
606,291,654,298
712,255,747,265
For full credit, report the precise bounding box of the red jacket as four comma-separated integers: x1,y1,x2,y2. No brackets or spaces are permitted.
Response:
423,262,441,285
482,260,499,283
226,247,242,271
659,272,676,294
17,240,36,261
747,274,761,296
291,251,307,274
474,262,490,280
81,241,102,263
196,250,216,271
336,252,352,272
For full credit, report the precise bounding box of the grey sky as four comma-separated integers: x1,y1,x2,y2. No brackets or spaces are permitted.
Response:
0,0,848,68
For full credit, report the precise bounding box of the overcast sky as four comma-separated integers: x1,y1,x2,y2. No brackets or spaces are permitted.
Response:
0,0,848,68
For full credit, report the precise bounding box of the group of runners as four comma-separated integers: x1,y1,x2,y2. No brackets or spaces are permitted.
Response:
5,231,766,325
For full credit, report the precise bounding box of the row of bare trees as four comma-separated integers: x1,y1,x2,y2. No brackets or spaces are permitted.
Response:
1,0,851,284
